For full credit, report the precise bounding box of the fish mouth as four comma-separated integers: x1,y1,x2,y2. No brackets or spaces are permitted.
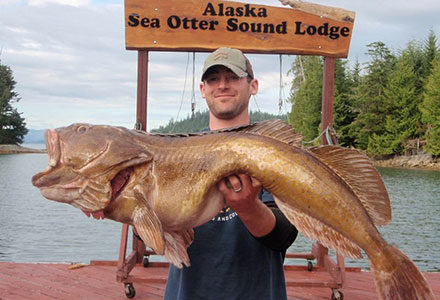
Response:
46,129,60,167
32,129,61,186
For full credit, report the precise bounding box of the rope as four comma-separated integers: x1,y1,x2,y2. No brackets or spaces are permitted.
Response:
252,94,262,113
279,54,283,114
302,125,338,145
171,52,191,133
190,52,196,118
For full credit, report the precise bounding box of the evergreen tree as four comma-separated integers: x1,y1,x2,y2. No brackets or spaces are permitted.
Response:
333,59,357,147
418,30,440,137
0,62,28,144
402,41,427,133
367,55,418,156
420,58,440,156
422,29,440,78
349,42,396,149
287,56,323,142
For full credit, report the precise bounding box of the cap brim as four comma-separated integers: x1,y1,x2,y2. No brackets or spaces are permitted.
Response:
201,63,248,80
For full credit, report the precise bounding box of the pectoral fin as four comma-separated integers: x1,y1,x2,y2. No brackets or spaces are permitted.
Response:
163,230,194,269
132,205,165,255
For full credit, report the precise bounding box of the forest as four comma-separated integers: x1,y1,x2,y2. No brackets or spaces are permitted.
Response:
288,30,440,157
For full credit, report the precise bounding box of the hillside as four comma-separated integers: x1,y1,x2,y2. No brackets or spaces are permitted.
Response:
23,129,46,144
151,110,287,133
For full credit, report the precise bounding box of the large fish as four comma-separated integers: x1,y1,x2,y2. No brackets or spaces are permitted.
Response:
32,119,433,300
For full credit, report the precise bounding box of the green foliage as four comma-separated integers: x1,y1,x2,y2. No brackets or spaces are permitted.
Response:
150,110,286,133
333,59,357,147
349,42,396,150
367,56,418,156
285,30,440,157
151,110,209,133
422,29,440,78
287,56,323,142
0,62,28,144
421,58,440,155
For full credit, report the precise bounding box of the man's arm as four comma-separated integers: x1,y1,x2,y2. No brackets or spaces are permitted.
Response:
255,196,298,252
218,173,298,251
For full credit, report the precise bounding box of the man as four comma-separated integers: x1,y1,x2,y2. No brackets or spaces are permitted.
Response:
164,47,297,300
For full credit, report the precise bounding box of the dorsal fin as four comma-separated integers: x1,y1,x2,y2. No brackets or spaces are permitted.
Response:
147,119,303,147
228,119,303,147
308,145,391,226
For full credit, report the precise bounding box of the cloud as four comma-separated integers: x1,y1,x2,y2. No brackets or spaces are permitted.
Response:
28,0,91,7
1,0,439,131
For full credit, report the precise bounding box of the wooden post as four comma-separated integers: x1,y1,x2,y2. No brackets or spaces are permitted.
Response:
315,56,336,268
316,57,345,285
321,56,335,145
136,50,148,131
134,50,149,262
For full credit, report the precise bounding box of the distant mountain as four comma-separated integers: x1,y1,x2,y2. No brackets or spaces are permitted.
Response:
23,129,46,144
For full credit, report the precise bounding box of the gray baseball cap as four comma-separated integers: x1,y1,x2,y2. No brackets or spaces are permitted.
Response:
201,47,254,80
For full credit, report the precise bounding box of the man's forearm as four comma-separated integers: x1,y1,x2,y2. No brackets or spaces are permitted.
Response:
236,198,276,238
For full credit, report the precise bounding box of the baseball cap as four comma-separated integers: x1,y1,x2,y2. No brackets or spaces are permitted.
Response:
201,47,254,81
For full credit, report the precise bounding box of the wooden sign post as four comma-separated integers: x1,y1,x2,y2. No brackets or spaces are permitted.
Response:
118,0,355,298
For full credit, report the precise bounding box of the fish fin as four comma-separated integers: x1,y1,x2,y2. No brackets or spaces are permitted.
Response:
369,245,434,300
232,119,303,147
132,206,165,255
163,230,194,269
308,145,391,226
274,197,363,259
148,119,303,147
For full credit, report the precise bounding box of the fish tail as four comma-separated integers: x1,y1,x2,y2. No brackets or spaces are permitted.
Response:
369,244,434,300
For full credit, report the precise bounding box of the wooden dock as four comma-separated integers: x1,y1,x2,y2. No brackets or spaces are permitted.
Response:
1,261,439,299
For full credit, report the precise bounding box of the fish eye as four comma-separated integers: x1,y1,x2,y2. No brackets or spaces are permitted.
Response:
77,125,88,133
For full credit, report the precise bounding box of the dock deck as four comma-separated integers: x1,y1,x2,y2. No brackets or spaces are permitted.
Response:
1,261,439,299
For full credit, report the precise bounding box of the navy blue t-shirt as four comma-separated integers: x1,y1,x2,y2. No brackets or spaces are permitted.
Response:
164,191,288,300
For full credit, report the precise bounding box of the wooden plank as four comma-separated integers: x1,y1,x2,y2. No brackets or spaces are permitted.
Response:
124,0,355,57
1,262,439,300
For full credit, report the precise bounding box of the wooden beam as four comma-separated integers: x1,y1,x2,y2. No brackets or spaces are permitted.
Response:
136,50,148,131
279,0,355,23
321,56,335,145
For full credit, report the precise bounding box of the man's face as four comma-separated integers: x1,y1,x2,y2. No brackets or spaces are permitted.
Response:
200,66,258,120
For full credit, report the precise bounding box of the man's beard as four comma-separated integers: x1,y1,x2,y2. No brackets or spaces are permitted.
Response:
208,100,248,120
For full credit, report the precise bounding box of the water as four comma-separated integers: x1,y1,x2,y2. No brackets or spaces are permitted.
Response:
0,152,123,263
1,152,439,271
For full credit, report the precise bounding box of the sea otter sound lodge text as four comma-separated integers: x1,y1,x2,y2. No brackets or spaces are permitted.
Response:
124,0,354,57
127,3,350,39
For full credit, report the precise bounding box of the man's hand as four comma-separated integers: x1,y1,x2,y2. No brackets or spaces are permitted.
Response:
218,173,275,237
218,173,262,212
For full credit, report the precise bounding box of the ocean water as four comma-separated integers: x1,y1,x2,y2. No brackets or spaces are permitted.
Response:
0,152,439,271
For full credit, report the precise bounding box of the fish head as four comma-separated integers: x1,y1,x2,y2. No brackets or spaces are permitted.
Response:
32,123,152,213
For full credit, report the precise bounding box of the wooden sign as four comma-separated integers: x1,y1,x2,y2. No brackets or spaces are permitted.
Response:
124,0,355,58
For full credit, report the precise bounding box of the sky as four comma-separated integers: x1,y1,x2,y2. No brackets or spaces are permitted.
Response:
0,0,439,131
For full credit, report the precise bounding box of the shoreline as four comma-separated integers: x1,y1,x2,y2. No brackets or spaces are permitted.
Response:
0,144,46,154
374,153,440,171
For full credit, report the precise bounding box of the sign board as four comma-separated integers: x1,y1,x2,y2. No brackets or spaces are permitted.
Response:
124,0,355,57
